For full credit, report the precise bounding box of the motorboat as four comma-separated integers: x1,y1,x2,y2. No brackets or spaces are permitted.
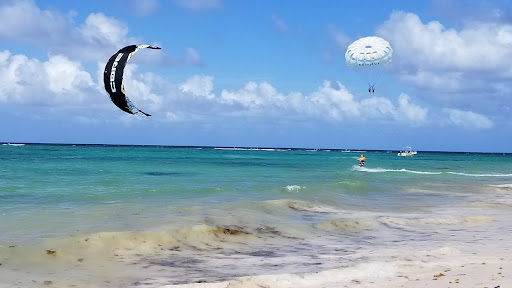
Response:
398,147,417,156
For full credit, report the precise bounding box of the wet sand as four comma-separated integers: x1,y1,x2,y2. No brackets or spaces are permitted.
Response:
161,255,511,288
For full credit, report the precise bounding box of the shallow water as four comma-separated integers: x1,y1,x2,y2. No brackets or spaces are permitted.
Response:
1,144,511,287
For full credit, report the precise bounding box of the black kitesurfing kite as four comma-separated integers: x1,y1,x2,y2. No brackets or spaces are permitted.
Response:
103,44,161,116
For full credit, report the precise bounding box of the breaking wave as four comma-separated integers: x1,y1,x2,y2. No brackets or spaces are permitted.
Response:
378,215,494,229
448,172,512,177
284,185,305,191
354,166,512,177
267,199,342,213
353,166,441,175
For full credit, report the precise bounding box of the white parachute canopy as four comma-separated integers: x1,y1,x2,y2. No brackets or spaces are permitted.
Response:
345,36,393,89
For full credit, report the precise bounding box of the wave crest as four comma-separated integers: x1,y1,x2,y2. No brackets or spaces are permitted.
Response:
378,216,494,229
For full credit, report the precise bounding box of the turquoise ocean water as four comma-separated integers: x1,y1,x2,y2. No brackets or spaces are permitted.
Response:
1,143,511,287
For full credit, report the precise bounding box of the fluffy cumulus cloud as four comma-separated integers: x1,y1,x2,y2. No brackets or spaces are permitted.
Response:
376,11,512,112
78,13,131,52
180,75,215,99
444,108,494,130
359,93,428,125
305,81,360,120
0,51,37,102
396,94,428,125
174,77,427,125
0,45,428,126
0,0,76,48
44,55,94,96
121,64,163,113
378,11,512,76
220,81,286,110
0,50,95,105
0,0,130,61
0,0,200,65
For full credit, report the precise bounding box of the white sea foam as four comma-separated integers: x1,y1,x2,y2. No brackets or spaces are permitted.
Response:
489,183,512,189
378,215,494,228
159,261,398,288
353,166,512,176
214,147,249,151
284,185,304,191
448,172,512,177
353,166,441,174
213,147,283,152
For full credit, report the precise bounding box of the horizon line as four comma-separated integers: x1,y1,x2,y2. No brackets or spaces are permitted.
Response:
2,142,510,155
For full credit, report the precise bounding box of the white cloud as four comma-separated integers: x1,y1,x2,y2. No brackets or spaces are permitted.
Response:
378,11,512,72
0,50,95,106
122,64,163,113
359,93,427,125
180,75,215,99
79,13,131,51
0,0,130,61
445,108,494,130
361,97,395,118
376,11,512,112
212,79,427,125
220,81,286,110
0,0,73,45
44,55,94,96
306,81,360,120
397,93,428,125
0,1,199,66
0,51,36,102
0,48,431,128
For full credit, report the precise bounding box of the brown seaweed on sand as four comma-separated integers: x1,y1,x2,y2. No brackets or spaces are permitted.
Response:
212,226,250,236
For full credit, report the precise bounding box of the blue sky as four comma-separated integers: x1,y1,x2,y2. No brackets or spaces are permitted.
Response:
1,0,512,152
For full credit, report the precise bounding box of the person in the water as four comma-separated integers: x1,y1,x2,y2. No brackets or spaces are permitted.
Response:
358,154,366,167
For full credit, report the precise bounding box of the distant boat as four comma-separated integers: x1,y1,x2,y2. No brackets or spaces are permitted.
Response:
398,147,417,156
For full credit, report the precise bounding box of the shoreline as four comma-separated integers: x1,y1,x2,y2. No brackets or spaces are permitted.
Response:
160,255,511,288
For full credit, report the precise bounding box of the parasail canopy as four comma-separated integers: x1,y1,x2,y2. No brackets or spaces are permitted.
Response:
103,44,161,116
345,36,393,89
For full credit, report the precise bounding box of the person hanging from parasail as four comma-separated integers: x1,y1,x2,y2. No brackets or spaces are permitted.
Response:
345,36,393,92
